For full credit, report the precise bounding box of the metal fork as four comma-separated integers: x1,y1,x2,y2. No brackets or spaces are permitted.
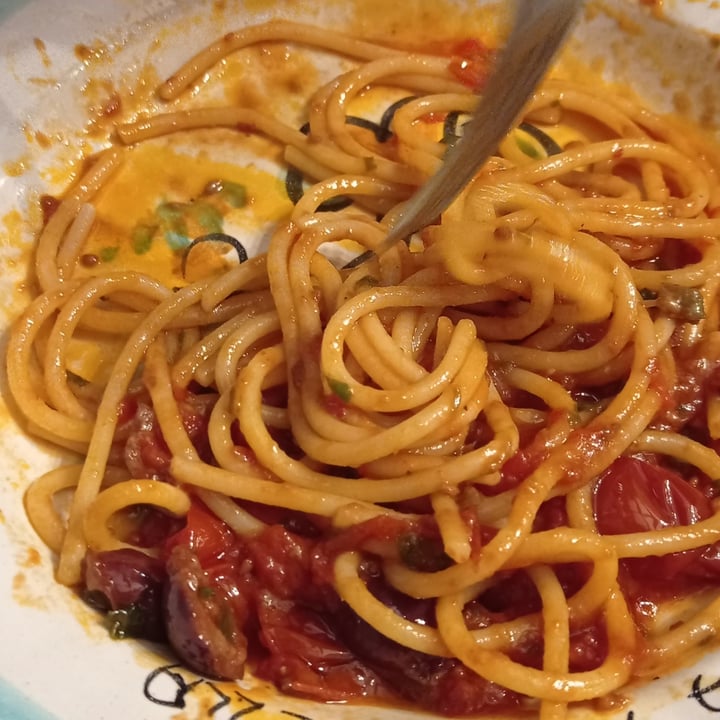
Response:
344,0,583,269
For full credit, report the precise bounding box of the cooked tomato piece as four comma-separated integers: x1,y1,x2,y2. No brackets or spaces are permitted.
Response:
594,456,720,583
246,524,318,601
164,501,236,566
595,456,712,533
114,387,217,479
255,593,387,701
487,425,550,495
123,505,184,548
448,38,493,91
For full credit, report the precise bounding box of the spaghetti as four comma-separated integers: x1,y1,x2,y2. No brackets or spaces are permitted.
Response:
8,16,720,720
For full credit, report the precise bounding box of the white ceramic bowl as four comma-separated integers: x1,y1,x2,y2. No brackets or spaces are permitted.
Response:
2,1,720,719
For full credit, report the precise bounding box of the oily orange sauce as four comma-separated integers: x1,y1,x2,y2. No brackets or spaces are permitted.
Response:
75,141,292,289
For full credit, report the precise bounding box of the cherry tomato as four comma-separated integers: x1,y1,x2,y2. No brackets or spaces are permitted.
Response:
164,501,236,566
594,456,712,533
593,456,720,582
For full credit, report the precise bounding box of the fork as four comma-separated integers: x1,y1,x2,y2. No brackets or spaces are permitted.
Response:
344,0,583,269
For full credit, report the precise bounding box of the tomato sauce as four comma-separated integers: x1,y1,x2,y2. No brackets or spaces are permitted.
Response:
85,501,533,714
83,357,720,716
86,383,577,718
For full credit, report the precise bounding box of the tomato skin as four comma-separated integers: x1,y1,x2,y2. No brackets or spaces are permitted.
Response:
594,456,712,533
255,595,386,702
124,505,184,548
246,525,321,602
593,456,720,583
562,321,610,350
114,388,216,479
323,392,348,420
164,546,249,680
331,601,523,715
448,38,493,91
483,424,550,496
126,427,172,477
532,496,569,532
653,337,720,433
164,502,236,567
568,622,608,672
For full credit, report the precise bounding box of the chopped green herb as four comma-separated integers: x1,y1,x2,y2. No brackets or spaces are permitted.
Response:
203,179,246,208
192,202,224,233
639,288,659,301
220,180,246,208
198,585,215,599
574,392,600,414
218,604,235,640
105,605,146,639
131,224,156,255
165,231,189,250
223,182,246,208
516,136,541,159
99,246,119,262
327,377,352,403
156,202,185,224
356,275,380,288
398,533,452,572
156,202,189,245
657,283,705,323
